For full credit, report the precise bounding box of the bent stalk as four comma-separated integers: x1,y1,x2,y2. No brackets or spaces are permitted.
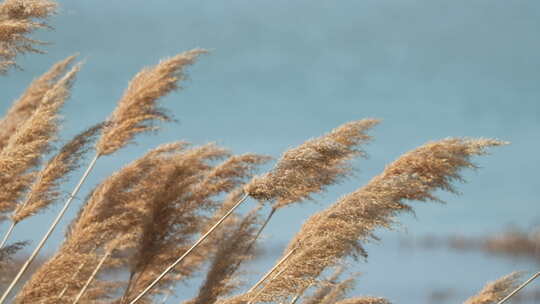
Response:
0,153,100,304
72,249,112,304
496,272,540,304
0,222,15,249
128,193,249,304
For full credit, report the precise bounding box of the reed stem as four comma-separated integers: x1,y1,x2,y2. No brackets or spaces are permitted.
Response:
72,249,112,304
496,271,540,304
247,246,298,294
248,263,291,304
230,207,277,274
0,221,15,249
0,153,100,304
57,261,87,300
128,193,249,304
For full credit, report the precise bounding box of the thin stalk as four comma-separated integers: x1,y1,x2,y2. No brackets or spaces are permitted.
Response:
0,153,100,304
229,207,277,275
159,289,172,304
57,261,88,300
250,207,277,251
128,193,249,304
289,284,310,304
0,222,15,249
72,249,112,304
248,263,291,304
496,271,540,304
0,173,41,249
120,272,136,304
289,294,301,304
247,247,298,294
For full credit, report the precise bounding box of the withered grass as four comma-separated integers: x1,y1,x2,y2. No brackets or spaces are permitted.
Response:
0,2,531,304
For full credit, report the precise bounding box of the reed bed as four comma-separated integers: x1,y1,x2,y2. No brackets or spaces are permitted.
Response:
0,1,536,304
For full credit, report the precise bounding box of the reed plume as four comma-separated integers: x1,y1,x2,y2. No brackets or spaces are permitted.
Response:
245,138,505,303
310,276,355,304
0,62,80,216
236,119,380,276
0,55,76,150
0,0,57,73
186,206,261,304
122,150,268,303
95,49,207,156
245,119,379,209
3,50,207,303
302,267,347,304
334,297,391,304
464,272,522,304
12,123,103,223
15,143,184,304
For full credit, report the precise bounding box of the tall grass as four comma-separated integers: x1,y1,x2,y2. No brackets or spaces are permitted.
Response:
0,1,537,304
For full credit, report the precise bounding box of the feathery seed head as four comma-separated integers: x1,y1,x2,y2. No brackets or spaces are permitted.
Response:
96,49,207,156
255,138,506,302
245,119,379,209
335,297,391,304
464,272,523,304
0,0,57,73
12,123,104,223
0,55,76,150
0,62,81,215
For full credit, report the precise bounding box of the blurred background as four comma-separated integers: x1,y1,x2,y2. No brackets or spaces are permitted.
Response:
1,0,539,303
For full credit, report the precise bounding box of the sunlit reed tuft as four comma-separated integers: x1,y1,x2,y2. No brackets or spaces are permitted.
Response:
12,123,103,223
464,272,522,304
0,62,81,216
253,138,506,302
0,0,57,73
335,297,391,304
0,55,76,150
95,49,207,156
245,119,379,209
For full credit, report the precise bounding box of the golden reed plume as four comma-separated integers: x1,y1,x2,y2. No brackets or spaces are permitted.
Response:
245,119,379,209
96,49,207,156
0,0,57,73
12,123,103,223
0,62,80,216
335,297,391,304
464,272,522,304
237,138,506,303
0,55,76,150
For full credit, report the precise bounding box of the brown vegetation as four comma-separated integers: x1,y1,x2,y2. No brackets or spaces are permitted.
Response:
0,1,534,304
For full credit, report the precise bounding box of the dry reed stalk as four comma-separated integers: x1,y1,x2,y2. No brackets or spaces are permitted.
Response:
245,119,379,208
496,272,540,304
56,261,87,300
129,120,377,304
0,0,57,73
14,144,181,303
247,138,505,303
0,55,76,150
123,151,268,304
95,49,207,156
8,49,206,303
313,277,355,304
71,243,117,304
0,62,80,217
238,119,380,280
302,267,345,304
0,65,92,304
464,272,522,304
12,123,103,223
186,207,261,304
0,124,103,250
334,297,391,304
